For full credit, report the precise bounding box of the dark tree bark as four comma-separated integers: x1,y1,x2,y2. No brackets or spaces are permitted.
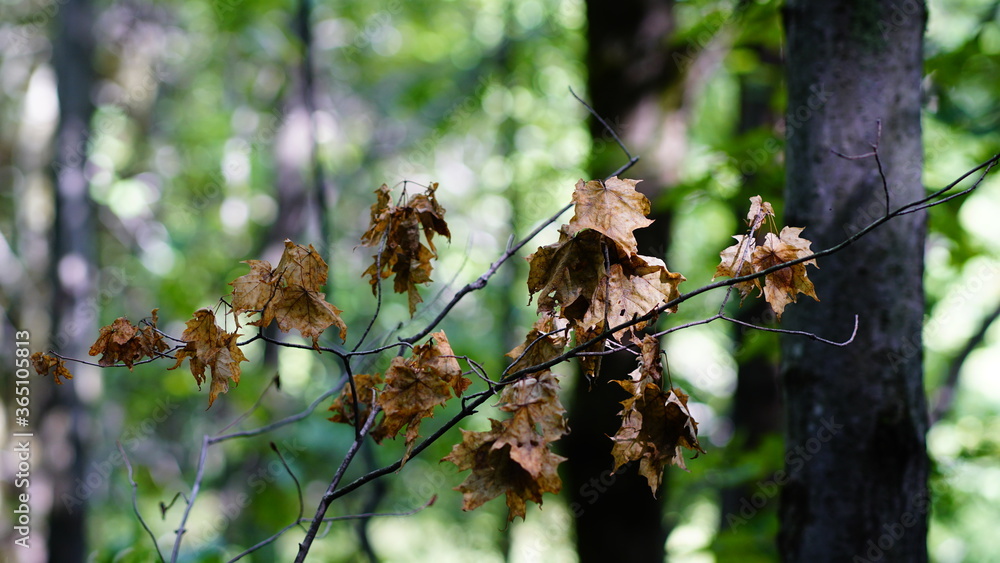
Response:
780,2,929,561
45,0,97,560
564,2,682,561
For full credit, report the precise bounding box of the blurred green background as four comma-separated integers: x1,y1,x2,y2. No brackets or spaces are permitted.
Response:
1,0,999,561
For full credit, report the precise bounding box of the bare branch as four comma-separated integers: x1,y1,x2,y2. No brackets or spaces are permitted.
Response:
211,383,342,444
295,403,383,562
930,300,1000,424
170,435,210,562
118,442,165,563
568,86,640,179
228,496,435,562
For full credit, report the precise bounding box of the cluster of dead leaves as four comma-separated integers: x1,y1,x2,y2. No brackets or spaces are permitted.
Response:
359,183,451,315
526,177,685,378
443,346,569,522
328,331,470,463
230,239,347,348
436,177,700,519
714,196,819,319
611,335,705,495
32,309,171,385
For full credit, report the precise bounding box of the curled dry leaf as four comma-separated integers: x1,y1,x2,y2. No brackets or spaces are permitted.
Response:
168,308,248,408
31,352,73,384
373,331,469,463
228,239,346,348
328,372,384,426
715,197,819,319
505,313,568,375
610,335,705,495
526,177,684,379
87,309,168,369
567,176,654,256
444,370,569,522
443,416,565,522
360,183,450,316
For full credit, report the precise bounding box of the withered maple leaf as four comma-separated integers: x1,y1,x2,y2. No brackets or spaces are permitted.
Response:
31,352,73,384
582,256,685,339
373,331,470,462
751,227,819,319
360,184,450,316
505,313,568,375
269,285,348,348
746,194,775,231
443,416,565,522
498,370,569,441
274,239,328,291
610,335,705,495
230,259,277,324
714,234,758,301
714,197,819,319
328,372,384,426
229,240,347,347
87,310,168,369
526,227,605,322
407,182,451,254
574,322,606,382
168,308,248,408
566,177,654,256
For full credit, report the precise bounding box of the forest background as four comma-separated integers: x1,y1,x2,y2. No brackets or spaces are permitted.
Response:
1,0,1000,561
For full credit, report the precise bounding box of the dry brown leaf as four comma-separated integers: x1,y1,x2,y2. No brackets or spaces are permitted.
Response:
360,184,450,316
582,256,685,339
566,177,654,256
328,372,384,426
87,311,168,370
168,308,248,408
751,227,819,319
373,331,469,462
230,241,347,345
31,352,73,384
498,370,569,441
714,234,758,301
714,198,819,318
229,259,277,325
526,227,605,323
443,416,565,522
505,313,568,375
270,285,348,349
610,335,705,495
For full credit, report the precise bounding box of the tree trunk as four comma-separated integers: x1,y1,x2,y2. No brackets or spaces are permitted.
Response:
565,2,683,561
780,2,929,562
46,0,97,559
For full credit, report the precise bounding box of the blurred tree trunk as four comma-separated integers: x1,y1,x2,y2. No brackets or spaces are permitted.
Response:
780,2,929,561
719,47,783,543
564,2,684,561
45,0,97,560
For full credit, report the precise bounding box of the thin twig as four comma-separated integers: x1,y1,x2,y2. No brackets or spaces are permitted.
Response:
210,383,342,445
831,120,889,216
568,86,640,179
723,313,858,346
270,441,306,530
170,435,210,562
295,404,383,562
217,374,280,435
228,496,435,562
118,441,165,562
159,492,186,518
930,300,1000,424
